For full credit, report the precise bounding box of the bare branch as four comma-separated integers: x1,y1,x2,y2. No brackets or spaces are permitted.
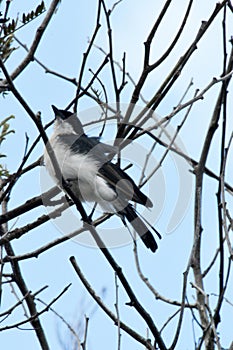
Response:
37,295,82,349
114,273,121,350
81,316,89,350
1,191,49,349
0,0,60,88
70,256,154,350
0,284,71,332
74,0,102,110
133,242,196,309
120,1,228,141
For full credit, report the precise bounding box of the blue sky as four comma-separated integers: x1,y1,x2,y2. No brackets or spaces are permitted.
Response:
1,1,233,349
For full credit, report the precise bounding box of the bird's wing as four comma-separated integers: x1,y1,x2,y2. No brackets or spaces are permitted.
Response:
98,162,153,208
57,134,152,208
57,134,117,161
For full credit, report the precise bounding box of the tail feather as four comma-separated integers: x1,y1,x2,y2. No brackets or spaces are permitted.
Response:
123,204,158,253
140,231,158,252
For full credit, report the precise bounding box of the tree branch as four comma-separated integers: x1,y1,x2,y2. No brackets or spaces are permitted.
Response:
70,256,154,350
0,0,60,88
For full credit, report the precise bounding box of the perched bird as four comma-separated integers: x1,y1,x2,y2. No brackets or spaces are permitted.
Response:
44,105,161,252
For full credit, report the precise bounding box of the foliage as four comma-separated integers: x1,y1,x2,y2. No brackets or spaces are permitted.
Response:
0,115,14,177
0,34,16,62
2,1,46,37
0,1,45,63
21,1,46,25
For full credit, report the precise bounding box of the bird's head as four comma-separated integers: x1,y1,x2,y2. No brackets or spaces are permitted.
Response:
52,105,84,135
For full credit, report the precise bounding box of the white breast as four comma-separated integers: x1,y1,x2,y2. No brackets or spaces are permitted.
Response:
44,135,117,205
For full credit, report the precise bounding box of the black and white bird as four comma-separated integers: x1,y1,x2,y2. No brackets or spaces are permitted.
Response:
44,105,161,252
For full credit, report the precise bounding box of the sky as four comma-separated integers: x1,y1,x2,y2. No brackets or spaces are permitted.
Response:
1,0,233,349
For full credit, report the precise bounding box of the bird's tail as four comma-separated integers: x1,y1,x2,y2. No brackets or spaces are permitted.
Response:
122,204,160,253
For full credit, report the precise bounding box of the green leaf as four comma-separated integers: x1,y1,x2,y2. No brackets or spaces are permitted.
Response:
0,115,15,127
0,115,15,144
0,164,10,178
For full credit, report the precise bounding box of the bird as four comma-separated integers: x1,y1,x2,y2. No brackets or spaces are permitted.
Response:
44,105,161,252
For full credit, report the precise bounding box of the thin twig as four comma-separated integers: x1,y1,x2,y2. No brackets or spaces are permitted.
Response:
1,0,61,86
114,273,121,350
120,1,228,141
74,0,102,111
133,242,195,309
70,256,154,350
36,296,81,349
0,284,71,332
0,189,50,349
81,316,89,350
140,88,198,187
220,132,233,257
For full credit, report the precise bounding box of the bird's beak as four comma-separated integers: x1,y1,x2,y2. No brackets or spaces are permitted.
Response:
51,105,64,119
51,105,59,114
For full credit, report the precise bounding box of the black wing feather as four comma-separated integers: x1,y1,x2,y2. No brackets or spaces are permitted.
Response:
98,162,152,207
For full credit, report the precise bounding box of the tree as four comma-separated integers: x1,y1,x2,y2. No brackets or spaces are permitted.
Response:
0,0,233,349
